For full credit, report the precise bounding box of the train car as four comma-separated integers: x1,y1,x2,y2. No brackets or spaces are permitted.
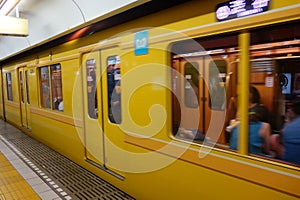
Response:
0,0,300,199
0,68,3,119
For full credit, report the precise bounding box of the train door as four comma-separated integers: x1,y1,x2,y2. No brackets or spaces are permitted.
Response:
82,48,123,178
100,47,124,177
81,51,105,166
204,56,227,143
172,55,228,143
18,67,31,129
174,57,204,131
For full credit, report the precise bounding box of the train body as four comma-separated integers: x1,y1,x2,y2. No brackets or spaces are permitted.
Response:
1,0,300,199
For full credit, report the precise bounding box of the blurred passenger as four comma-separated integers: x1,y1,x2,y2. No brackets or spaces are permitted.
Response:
54,97,63,111
227,86,270,126
230,111,271,155
111,80,121,124
226,86,271,140
229,86,272,155
248,86,271,123
107,62,115,121
58,100,64,111
209,69,225,110
280,102,300,164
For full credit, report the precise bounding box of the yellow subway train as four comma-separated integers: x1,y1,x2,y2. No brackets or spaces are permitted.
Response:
1,1,300,199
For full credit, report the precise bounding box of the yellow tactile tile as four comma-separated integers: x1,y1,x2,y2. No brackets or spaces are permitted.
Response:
0,152,40,200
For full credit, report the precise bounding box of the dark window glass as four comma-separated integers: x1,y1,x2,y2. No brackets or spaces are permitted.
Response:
184,62,199,108
209,60,226,111
6,72,13,101
39,64,63,111
86,59,98,119
40,66,50,108
51,64,63,111
19,71,24,103
25,71,30,104
107,56,121,124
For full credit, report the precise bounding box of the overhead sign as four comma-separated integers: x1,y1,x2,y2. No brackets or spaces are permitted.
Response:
0,16,28,36
216,0,270,22
134,30,148,56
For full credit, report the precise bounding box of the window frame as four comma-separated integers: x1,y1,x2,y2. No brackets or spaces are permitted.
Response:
106,55,121,124
39,64,63,111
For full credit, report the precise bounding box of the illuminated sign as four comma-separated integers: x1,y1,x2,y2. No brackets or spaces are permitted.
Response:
216,0,270,21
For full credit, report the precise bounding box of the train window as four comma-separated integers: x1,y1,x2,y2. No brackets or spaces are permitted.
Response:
86,59,98,119
228,22,300,165
25,71,30,104
19,71,24,103
171,33,238,145
184,62,199,108
6,72,13,101
39,64,63,111
50,64,63,111
106,55,121,124
248,22,300,165
40,66,51,109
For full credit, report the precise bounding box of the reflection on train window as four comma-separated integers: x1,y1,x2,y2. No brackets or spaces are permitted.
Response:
51,64,63,111
209,60,226,111
6,72,13,101
86,59,98,119
171,33,238,146
222,21,300,165
19,71,24,103
106,55,121,124
242,21,300,164
184,62,199,108
40,66,50,108
39,64,63,111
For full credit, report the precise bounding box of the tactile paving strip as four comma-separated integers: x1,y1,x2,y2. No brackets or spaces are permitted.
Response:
0,122,135,200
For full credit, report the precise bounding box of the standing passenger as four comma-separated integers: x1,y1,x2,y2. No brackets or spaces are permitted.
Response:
107,61,116,122
111,80,121,124
281,102,300,164
229,86,271,155
248,86,271,123
230,111,271,155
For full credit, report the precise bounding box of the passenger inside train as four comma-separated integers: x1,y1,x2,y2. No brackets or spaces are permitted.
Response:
229,86,272,155
271,102,300,164
107,55,121,124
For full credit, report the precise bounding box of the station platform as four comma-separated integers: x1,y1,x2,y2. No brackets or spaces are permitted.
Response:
0,120,135,200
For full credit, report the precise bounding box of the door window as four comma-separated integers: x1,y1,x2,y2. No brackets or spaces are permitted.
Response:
106,55,121,124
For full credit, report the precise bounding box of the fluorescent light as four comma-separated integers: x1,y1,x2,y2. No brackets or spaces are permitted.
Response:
0,0,20,16
0,15,28,36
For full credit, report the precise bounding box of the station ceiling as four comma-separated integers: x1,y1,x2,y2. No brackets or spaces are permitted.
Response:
0,0,189,63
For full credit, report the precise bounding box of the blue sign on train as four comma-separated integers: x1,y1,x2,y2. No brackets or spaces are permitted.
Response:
134,30,148,55
216,0,270,21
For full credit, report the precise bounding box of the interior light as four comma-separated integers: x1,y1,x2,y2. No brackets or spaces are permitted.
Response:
0,0,20,16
